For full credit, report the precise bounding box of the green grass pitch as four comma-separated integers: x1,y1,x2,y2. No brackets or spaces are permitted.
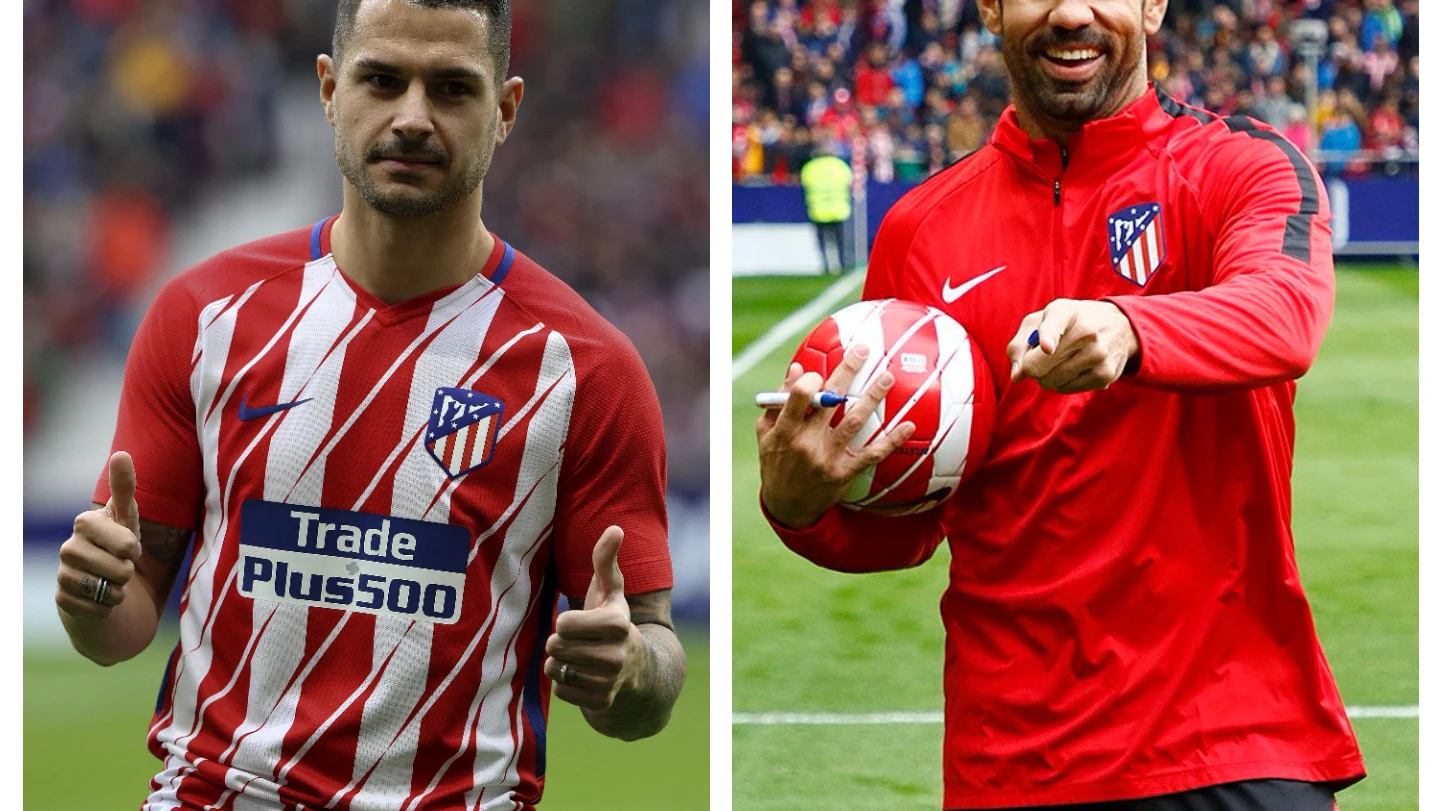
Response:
731,265,1418,810
24,630,708,810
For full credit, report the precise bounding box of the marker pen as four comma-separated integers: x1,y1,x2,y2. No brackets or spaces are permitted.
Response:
755,391,851,409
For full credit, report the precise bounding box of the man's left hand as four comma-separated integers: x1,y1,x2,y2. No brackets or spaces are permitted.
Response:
1008,299,1140,394
544,526,644,710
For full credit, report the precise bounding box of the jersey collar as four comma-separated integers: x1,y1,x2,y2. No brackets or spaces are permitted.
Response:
310,214,514,285
990,83,1177,177
309,214,517,327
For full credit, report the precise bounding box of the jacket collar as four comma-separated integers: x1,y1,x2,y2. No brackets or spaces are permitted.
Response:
990,83,1180,177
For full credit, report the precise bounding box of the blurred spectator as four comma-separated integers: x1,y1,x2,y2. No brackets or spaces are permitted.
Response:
1318,107,1364,175
866,116,896,183
743,9,793,85
1396,0,1418,64
890,46,925,109
734,0,1418,184
1321,109,1363,152
818,87,861,144
91,185,168,303
1366,91,1406,155
1359,0,1402,52
1254,75,1293,130
1283,103,1313,153
854,42,895,107
945,95,987,158
1362,36,1398,93
1246,25,1286,78
776,123,815,181
771,66,808,119
803,79,831,126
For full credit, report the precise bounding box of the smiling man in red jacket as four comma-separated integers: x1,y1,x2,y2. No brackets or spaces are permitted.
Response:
755,0,1365,808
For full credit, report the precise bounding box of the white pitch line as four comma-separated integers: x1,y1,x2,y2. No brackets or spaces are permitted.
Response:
732,271,866,381
733,705,1418,725
1347,704,1420,719
733,711,943,725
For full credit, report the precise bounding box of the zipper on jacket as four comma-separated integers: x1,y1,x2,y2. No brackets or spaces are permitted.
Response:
1053,144,1068,303
1053,145,1069,207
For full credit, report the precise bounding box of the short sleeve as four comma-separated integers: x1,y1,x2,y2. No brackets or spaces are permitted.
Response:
93,279,206,529
553,336,672,600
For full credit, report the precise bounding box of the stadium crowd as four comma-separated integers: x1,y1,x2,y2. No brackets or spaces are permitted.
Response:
24,1,710,496
732,0,1420,183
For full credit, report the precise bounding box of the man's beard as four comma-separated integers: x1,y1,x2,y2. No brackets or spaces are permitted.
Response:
1003,25,1143,126
335,131,488,218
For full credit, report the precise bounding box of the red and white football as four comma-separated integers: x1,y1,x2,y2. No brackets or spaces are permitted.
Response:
790,298,995,515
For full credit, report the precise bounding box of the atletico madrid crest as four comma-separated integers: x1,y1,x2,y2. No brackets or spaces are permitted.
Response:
1107,203,1166,286
425,388,503,479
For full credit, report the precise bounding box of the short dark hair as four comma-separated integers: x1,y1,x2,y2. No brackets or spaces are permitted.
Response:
333,0,511,86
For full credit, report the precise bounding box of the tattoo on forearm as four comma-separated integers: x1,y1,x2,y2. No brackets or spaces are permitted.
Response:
626,590,675,630
140,520,194,566
584,626,687,741
582,590,687,742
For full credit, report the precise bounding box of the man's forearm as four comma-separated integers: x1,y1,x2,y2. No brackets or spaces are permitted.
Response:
60,577,164,666
583,624,687,741
59,508,189,666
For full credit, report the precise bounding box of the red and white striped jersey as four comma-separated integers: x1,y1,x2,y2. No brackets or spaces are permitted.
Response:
96,216,673,811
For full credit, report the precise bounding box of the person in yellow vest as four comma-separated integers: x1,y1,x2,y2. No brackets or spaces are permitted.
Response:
799,142,853,273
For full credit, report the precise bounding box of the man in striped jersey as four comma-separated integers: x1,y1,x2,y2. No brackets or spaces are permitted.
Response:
53,1,686,808
757,0,1362,808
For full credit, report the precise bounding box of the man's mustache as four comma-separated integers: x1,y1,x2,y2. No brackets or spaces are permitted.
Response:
1029,28,1111,56
366,140,451,168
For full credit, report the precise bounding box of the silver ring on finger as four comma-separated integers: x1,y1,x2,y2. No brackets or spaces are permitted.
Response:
90,577,111,604
560,662,579,685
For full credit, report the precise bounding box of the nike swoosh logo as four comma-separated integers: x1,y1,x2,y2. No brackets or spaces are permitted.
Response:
238,394,312,422
941,265,1007,303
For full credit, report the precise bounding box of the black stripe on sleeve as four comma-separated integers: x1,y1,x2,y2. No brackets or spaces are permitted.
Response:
1154,86,1214,125
1221,116,1320,263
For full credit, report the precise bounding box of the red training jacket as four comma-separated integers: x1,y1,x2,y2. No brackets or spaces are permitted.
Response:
767,86,1365,808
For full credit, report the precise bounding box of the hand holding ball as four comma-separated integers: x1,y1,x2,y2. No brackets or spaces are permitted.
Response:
758,299,995,521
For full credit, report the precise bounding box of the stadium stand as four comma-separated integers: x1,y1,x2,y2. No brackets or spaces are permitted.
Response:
732,0,1420,183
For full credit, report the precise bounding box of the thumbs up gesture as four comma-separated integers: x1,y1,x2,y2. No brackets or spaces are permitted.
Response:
55,452,144,619
543,526,645,710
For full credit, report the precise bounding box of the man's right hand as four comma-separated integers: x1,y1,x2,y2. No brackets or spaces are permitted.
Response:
56,451,144,619
756,344,916,529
